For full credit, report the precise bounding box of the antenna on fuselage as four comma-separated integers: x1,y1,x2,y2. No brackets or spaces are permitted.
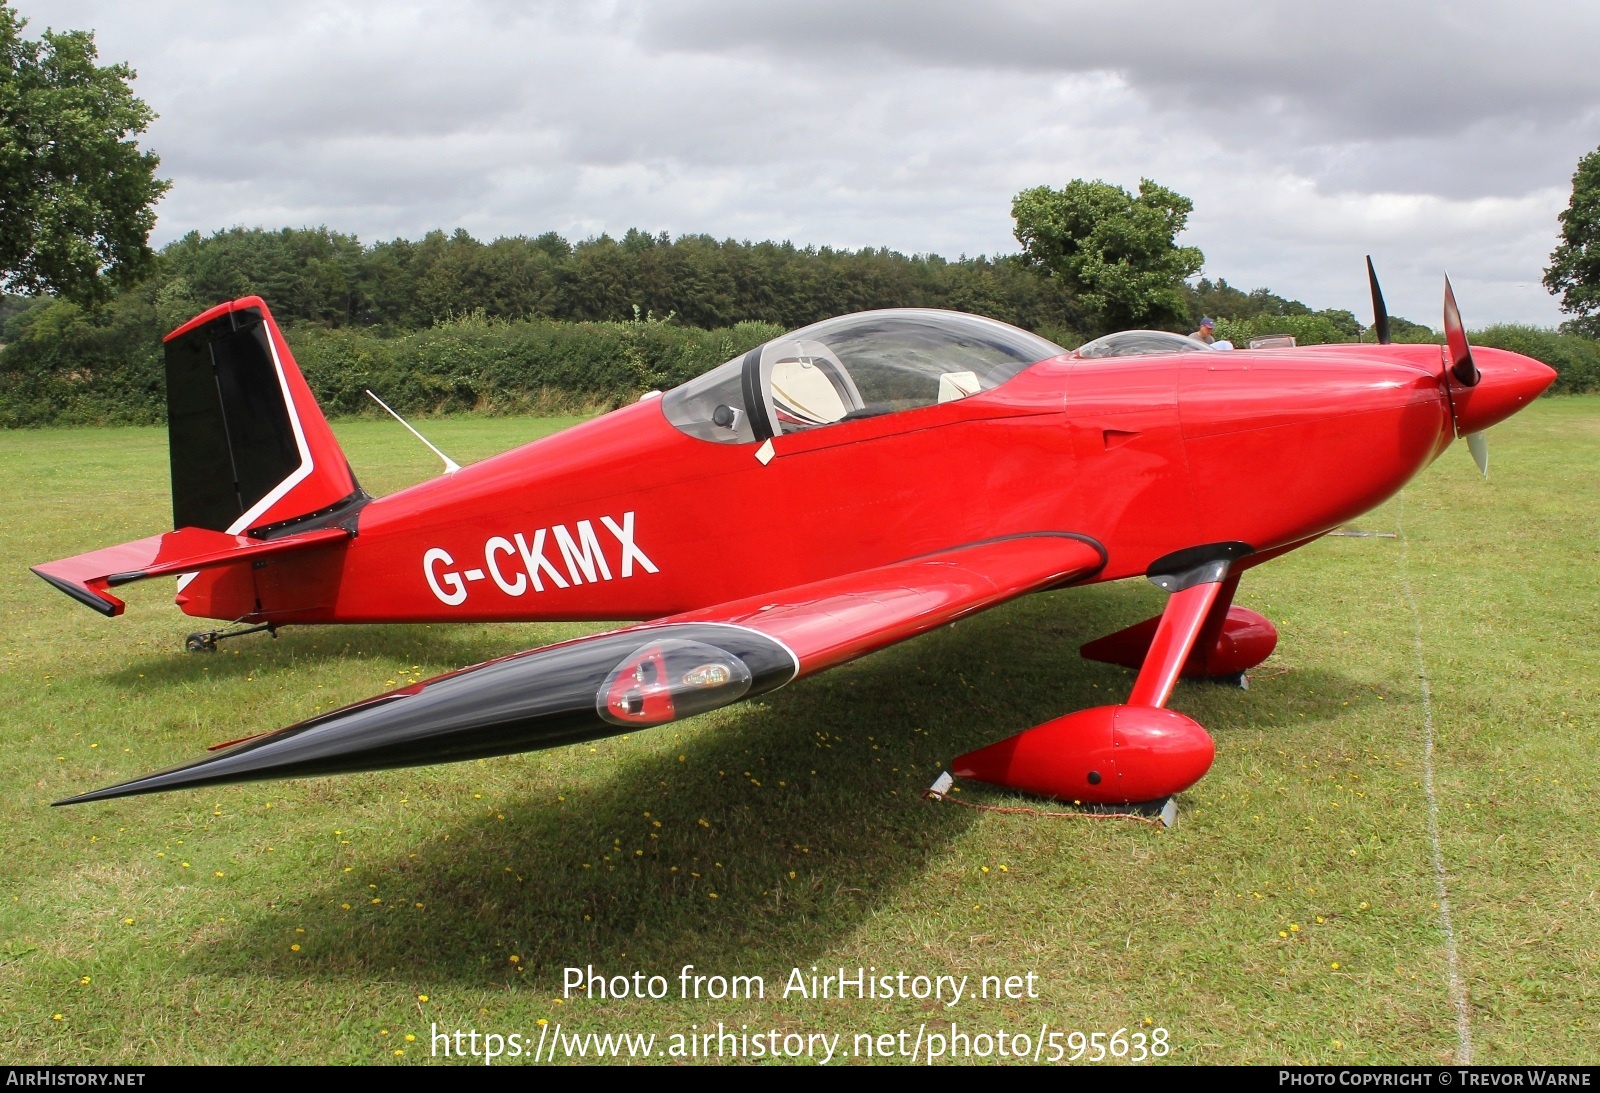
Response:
364,389,461,475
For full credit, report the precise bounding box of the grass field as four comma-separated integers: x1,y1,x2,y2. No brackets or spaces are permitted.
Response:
1,400,1596,1065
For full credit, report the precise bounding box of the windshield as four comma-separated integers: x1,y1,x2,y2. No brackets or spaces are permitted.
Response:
663,309,1065,443
1072,330,1214,359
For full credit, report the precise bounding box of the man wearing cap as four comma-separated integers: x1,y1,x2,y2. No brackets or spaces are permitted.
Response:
1190,317,1216,344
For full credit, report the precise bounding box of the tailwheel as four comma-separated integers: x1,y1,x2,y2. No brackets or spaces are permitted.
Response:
184,632,219,654
182,621,276,654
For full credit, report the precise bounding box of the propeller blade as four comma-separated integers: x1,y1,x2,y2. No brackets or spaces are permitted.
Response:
1366,256,1391,344
1466,430,1489,478
1442,276,1480,387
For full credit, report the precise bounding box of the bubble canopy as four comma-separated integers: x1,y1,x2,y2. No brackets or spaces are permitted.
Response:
1072,330,1213,359
661,309,1066,443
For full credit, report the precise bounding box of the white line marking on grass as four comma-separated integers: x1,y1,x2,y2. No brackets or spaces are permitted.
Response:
1396,490,1473,1065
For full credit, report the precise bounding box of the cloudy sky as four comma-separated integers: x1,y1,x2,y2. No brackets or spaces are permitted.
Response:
40,0,1600,326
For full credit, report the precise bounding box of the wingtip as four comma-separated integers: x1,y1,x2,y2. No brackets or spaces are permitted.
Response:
53,772,185,806
53,784,133,806
51,744,284,806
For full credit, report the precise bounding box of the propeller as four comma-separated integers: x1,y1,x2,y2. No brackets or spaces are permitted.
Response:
1442,275,1480,387
1466,430,1489,478
1366,255,1391,345
1368,259,1489,478
1441,274,1488,477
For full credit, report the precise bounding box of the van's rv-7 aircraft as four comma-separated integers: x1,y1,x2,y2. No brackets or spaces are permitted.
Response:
33,265,1556,812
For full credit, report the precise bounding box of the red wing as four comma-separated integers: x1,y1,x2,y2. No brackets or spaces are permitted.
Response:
666,533,1105,676
57,532,1104,804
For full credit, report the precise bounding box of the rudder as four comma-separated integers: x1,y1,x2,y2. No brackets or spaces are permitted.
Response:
163,297,364,537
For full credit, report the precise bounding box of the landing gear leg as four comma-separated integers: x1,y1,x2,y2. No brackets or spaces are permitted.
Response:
1125,569,1228,707
950,555,1232,805
1080,570,1276,683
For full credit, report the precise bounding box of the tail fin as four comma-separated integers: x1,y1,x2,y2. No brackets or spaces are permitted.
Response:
163,297,365,537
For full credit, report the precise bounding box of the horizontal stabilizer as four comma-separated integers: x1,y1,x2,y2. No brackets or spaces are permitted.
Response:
32,526,350,616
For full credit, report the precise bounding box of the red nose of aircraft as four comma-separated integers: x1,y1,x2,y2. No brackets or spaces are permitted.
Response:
1451,347,1558,435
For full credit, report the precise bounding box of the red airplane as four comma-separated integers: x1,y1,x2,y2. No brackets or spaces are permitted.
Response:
35,263,1556,809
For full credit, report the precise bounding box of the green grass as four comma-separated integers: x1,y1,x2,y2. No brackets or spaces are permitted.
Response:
1,402,1596,1065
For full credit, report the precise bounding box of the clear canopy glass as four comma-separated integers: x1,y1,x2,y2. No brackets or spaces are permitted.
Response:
1072,330,1214,359
662,309,1065,443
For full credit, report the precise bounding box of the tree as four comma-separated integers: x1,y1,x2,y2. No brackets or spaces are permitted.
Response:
1012,178,1203,331
0,5,169,304
1544,145,1600,337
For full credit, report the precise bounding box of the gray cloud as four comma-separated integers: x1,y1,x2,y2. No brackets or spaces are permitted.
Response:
34,0,1594,324
633,0,1600,197
637,1,1600,137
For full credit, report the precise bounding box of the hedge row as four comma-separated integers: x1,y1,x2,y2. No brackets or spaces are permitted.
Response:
1470,325,1600,394
1,305,1594,428
0,305,783,426
290,314,784,417
1211,316,1600,394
